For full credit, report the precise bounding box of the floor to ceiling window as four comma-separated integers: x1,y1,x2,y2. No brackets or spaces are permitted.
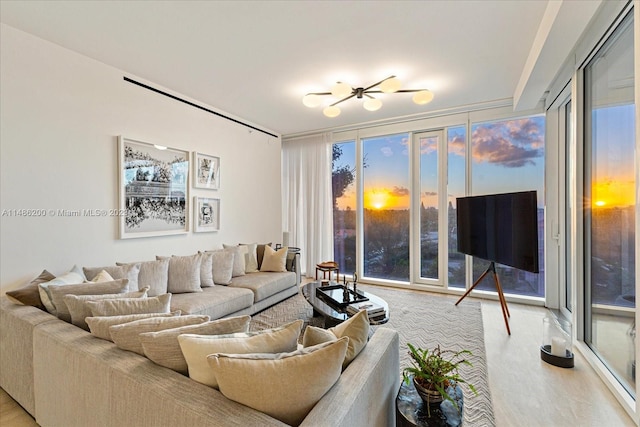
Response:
416,131,441,281
584,10,636,397
469,116,546,298
332,141,356,275
362,133,410,282
447,126,467,289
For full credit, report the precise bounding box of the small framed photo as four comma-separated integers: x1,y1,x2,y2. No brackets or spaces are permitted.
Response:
193,152,220,190
194,197,220,232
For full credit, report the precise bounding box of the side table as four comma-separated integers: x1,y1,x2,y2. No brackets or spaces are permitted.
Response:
396,377,463,427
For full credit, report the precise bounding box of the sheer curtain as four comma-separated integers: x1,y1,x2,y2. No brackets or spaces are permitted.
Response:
282,133,333,277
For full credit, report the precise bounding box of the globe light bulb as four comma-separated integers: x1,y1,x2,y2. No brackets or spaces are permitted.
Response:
363,98,382,111
302,94,321,108
331,82,352,98
323,105,341,118
379,77,401,93
412,90,434,105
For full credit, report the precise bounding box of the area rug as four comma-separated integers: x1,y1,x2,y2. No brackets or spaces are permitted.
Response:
250,285,495,426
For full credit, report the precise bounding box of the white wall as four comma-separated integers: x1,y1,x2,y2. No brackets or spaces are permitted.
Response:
0,24,283,292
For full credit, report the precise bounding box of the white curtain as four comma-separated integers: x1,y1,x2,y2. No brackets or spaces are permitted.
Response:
282,133,333,277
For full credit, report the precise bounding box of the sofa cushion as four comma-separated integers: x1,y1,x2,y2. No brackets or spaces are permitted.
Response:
179,319,303,388
140,315,251,374
157,255,202,294
110,314,210,355
256,243,272,270
208,337,349,426
5,270,55,310
116,259,169,296
239,243,259,273
170,285,253,318
198,252,214,287
228,272,296,303
83,264,140,292
63,286,148,330
48,279,130,323
222,245,246,277
209,250,234,285
260,246,287,272
87,293,171,317
38,265,86,314
303,309,369,368
86,311,181,340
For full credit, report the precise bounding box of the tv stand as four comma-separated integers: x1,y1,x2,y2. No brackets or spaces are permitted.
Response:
455,261,511,335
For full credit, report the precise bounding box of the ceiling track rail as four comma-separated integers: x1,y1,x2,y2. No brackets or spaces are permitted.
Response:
123,76,278,139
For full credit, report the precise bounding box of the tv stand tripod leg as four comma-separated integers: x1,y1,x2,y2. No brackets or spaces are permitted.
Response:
492,269,511,335
455,266,491,306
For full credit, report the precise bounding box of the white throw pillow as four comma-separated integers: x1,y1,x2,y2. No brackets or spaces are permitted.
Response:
207,250,234,285
38,265,86,314
83,264,141,292
87,293,171,317
157,255,202,294
259,246,288,272
109,314,210,355
86,311,181,341
222,244,246,277
140,315,251,374
47,279,130,323
116,259,169,296
240,243,259,273
208,337,349,426
198,252,214,287
178,319,303,388
63,286,148,330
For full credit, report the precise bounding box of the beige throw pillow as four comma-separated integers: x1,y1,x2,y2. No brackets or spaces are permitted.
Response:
208,250,234,285
63,286,149,330
83,264,141,292
48,279,130,323
208,337,349,426
110,315,210,355
140,315,251,374
303,309,369,368
86,311,181,341
116,259,169,296
259,245,288,272
239,243,258,273
198,252,214,287
6,270,55,310
222,245,246,277
178,319,303,387
157,255,202,293
38,265,86,314
87,293,171,317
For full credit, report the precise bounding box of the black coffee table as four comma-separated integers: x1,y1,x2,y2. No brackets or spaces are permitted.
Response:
301,281,389,328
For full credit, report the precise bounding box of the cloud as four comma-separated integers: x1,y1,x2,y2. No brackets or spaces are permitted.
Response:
390,186,410,197
471,117,543,168
420,136,437,155
448,134,465,157
380,146,393,157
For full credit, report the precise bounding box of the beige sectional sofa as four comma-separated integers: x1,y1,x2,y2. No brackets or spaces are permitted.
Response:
0,254,401,426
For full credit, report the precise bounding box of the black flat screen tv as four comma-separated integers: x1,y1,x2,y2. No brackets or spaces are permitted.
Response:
456,190,539,273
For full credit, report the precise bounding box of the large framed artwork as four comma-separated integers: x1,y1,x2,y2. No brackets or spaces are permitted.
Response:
118,136,189,239
194,197,220,232
193,152,220,190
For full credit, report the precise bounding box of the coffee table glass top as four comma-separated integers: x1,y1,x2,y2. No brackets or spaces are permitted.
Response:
301,281,389,326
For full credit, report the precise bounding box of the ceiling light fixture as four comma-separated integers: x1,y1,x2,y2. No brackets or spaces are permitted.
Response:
302,75,434,118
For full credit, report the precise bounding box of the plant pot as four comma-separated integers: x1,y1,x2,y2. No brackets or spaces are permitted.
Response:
413,377,444,405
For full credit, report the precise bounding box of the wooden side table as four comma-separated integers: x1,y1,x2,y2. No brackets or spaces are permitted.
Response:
315,262,339,281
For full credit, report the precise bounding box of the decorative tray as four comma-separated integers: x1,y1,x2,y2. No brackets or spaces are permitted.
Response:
316,284,369,308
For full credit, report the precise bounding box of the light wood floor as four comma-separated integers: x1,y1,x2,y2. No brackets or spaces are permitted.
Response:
1,298,635,426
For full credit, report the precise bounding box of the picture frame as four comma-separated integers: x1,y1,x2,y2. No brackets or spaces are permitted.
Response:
193,152,220,190
194,197,220,232
118,136,189,239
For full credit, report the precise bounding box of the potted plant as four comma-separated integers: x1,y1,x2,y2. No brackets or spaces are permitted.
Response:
402,343,477,410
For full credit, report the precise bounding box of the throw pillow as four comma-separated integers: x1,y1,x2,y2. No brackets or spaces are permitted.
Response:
83,264,141,292
140,315,251,374
208,337,349,426
109,314,210,355
198,252,214,287
157,254,202,293
63,287,149,330
38,265,86,314
48,279,130,323
207,250,234,285
87,293,171,317
239,243,259,273
116,259,169,296
5,270,55,310
256,243,272,270
303,309,370,368
222,244,246,277
178,319,303,388
87,270,115,283
259,245,288,272
86,311,181,341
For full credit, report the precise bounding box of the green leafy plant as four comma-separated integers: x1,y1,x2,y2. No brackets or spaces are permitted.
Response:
402,343,477,409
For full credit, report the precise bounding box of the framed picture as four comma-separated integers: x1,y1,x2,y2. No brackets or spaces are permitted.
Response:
193,152,220,190
118,136,189,239
194,197,220,232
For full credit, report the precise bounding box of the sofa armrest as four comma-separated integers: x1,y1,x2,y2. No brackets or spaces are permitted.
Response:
286,251,301,285
300,327,400,427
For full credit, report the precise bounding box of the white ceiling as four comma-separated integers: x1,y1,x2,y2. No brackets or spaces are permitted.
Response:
0,1,602,137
